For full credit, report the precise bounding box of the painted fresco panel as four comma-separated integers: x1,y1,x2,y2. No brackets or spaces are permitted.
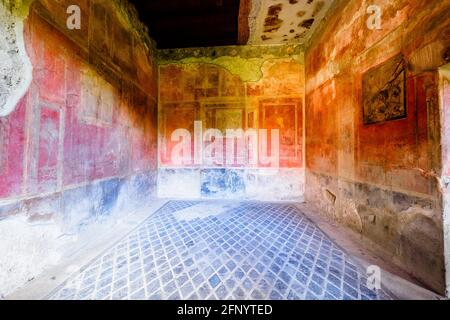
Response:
215,109,244,131
63,107,92,186
259,99,302,168
247,111,255,128
305,81,337,174
205,104,245,167
79,68,114,126
38,40,66,104
363,55,407,125
160,102,197,166
205,104,245,131
443,69,450,175
0,118,8,174
131,128,150,172
358,73,435,195
37,105,60,192
0,97,26,198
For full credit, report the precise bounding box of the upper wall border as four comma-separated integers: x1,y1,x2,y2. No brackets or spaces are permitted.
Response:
157,44,305,62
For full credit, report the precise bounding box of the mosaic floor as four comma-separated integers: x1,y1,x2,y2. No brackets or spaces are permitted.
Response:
48,201,395,300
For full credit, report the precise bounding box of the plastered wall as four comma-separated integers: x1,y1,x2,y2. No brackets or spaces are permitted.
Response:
158,45,306,201
0,0,158,296
305,0,450,294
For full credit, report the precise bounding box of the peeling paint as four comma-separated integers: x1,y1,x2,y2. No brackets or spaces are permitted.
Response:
248,0,335,45
158,44,304,82
0,0,33,117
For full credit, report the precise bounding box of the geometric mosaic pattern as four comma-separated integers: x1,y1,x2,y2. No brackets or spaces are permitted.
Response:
48,201,395,300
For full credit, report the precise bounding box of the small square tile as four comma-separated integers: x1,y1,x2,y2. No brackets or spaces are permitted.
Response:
209,275,221,288
49,200,395,301
215,285,228,299
180,282,195,299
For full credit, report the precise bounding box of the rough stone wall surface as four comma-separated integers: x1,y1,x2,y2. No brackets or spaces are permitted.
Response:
0,0,33,117
305,0,450,294
158,45,305,201
0,0,158,297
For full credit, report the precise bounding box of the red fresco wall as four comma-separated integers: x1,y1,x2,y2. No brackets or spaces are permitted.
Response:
0,97,27,198
157,56,305,200
0,0,158,220
305,0,449,293
442,68,450,176
159,60,304,169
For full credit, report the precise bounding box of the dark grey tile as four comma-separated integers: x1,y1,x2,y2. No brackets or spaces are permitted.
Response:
49,201,395,301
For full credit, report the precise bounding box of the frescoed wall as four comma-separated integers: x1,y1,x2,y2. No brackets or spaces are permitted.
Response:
158,45,305,200
0,0,158,296
305,0,450,293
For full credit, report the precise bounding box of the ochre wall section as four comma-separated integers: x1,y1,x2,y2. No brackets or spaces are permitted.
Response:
305,0,450,293
0,0,157,296
158,46,305,200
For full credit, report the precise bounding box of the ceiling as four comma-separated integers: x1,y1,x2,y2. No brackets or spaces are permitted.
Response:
248,0,335,45
129,0,242,49
129,0,334,49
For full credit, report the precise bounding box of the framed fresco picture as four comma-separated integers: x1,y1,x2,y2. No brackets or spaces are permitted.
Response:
362,55,407,125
